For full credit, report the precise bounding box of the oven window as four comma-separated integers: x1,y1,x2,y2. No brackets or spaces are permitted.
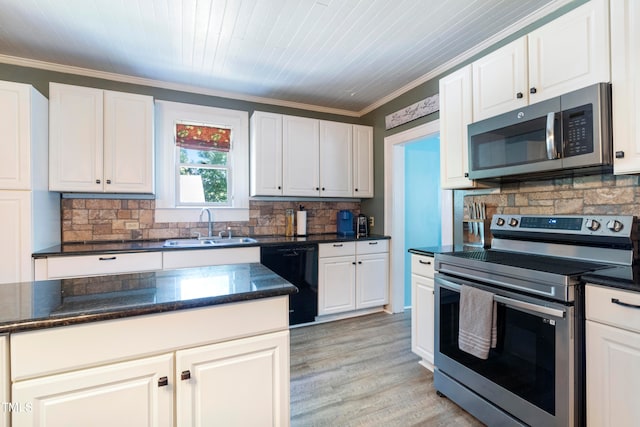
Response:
439,287,556,415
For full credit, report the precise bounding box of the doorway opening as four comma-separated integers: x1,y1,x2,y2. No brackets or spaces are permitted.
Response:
384,120,452,313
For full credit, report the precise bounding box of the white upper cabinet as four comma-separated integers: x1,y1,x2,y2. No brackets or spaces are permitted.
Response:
610,0,640,174
528,0,610,104
353,125,374,198
49,83,154,193
282,115,320,197
472,37,529,121
472,0,610,121
250,111,374,198
0,82,36,190
439,65,476,190
250,111,283,195
319,120,353,198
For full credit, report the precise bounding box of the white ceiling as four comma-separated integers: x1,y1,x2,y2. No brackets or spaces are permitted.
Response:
0,0,570,115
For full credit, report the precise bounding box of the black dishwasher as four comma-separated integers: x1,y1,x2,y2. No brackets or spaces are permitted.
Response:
260,244,318,326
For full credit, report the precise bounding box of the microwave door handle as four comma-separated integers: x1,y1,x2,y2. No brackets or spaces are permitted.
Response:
546,112,558,160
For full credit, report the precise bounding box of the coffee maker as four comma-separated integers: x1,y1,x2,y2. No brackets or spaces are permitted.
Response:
357,214,368,237
337,210,354,236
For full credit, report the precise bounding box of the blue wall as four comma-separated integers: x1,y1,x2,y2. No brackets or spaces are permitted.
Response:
404,136,441,307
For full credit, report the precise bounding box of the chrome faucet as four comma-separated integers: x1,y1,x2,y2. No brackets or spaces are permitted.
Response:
199,208,213,238
219,227,232,239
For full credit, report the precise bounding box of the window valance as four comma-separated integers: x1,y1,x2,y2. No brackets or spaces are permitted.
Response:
175,123,231,152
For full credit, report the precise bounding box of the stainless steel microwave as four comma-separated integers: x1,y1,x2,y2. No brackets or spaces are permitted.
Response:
467,83,612,181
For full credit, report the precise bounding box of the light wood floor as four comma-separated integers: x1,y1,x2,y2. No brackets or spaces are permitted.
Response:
290,310,485,427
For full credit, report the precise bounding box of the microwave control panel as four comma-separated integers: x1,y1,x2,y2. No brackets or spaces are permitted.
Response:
563,103,593,157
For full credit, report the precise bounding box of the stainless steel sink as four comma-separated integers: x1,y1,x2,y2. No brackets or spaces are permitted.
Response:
163,237,258,248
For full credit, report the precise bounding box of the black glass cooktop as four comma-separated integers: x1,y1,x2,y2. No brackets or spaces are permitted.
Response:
439,250,611,276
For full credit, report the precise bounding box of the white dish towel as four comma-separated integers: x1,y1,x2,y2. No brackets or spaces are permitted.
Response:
458,285,497,360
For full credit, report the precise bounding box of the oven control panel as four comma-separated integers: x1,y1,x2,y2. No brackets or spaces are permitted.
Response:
490,215,636,238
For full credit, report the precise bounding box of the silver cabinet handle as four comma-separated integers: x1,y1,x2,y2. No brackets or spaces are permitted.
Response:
546,112,558,160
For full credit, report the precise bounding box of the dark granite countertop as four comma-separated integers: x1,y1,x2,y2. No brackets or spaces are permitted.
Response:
582,265,640,293
33,234,390,258
0,263,297,334
408,244,483,257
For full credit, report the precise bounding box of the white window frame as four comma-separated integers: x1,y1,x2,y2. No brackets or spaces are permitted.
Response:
155,100,249,223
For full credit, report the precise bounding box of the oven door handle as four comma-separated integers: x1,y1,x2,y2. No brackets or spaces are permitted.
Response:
437,277,566,318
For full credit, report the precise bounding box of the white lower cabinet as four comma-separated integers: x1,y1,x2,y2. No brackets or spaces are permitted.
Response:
34,252,163,280
176,331,289,426
10,297,290,427
586,285,640,427
162,247,260,270
318,240,389,316
12,354,174,427
410,254,435,370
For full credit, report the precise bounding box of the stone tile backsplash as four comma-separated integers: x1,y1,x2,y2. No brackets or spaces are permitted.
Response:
61,199,361,243
464,174,640,221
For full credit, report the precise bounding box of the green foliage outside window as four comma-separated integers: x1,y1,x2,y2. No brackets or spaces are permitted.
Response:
178,147,230,205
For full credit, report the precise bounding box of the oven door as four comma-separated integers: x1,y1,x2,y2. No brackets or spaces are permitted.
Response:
434,273,581,427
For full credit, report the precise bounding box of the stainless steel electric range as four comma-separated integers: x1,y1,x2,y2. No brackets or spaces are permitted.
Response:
434,214,638,427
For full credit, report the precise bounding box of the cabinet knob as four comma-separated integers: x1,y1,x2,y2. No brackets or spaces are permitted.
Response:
358,261,362,264
315,187,320,191
529,87,537,94
158,376,168,387
96,179,101,184
516,92,523,99
615,151,625,159
278,186,282,189
181,370,191,380
355,188,359,192
352,261,357,265
464,172,469,178
106,179,111,184
321,187,325,191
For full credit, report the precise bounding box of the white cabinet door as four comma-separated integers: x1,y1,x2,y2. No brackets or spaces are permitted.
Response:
43,252,163,279
528,0,610,104
411,273,434,369
0,82,31,190
472,37,529,121
12,353,174,427
250,111,283,196
282,115,319,196
356,253,389,309
0,192,32,284
1,335,8,427
318,255,356,315
611,0,640,174
176,330,290,427
103,90,154,193
439,65,475,189
319,120,353,198
586,321,640,427
353,124,374,198
49,83,104,192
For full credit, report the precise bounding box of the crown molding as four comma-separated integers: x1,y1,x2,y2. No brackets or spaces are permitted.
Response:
357,0,575,116
0,54,360,118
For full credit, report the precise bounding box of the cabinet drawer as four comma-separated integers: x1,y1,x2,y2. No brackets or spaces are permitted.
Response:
411,254,435,278
319,241,356,258
356,239,388,255
586,285,640,333
45,252,162,279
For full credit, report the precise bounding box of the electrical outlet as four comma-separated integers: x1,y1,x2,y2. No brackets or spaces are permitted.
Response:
368,216,374,228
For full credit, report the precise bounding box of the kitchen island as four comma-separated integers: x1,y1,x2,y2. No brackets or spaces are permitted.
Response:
1,263,296,427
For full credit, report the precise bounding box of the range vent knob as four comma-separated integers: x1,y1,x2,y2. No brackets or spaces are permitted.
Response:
496,217,505,226
607,220,624,232
586,219,601,231
509,218,519,227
